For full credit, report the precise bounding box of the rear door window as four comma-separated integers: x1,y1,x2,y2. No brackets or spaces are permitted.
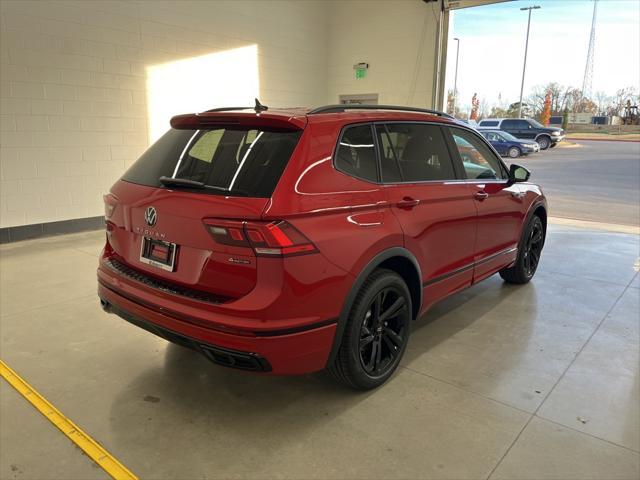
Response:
375,123,456,182
121,127,302,198
501,119,518,129
479,120,499,127
335,124,378,182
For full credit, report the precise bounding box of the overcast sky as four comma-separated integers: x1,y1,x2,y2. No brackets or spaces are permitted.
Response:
445,0,640,110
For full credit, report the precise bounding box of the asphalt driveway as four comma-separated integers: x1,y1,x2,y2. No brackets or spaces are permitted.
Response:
513,140,640,226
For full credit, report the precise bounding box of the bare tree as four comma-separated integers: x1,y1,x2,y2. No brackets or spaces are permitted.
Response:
593,91,611,115
478,97,490,119
527,83,576,116
609,87,638,116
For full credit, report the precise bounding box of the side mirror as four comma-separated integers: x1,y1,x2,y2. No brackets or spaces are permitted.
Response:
508,163,531,185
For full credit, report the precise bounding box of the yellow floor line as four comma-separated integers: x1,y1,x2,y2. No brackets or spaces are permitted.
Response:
0,360,138,480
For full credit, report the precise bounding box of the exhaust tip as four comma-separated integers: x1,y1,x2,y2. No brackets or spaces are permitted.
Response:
100,299,111,313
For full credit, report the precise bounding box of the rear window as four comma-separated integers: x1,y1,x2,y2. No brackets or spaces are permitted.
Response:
479,120,499,127
121,127,302,197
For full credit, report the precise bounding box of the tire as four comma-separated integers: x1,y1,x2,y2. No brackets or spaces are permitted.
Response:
500,215,544,284
537,136,551,150
508,146,521,158
328,269,412,390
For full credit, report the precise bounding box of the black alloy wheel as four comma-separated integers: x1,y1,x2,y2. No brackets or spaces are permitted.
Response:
522,217,544,278
500,215,545,284
328,269,412,389
358,287,407,376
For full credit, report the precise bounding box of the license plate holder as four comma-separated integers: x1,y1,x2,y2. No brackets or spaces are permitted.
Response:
140,237,177,272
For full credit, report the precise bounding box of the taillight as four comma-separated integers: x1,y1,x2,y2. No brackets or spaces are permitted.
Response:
207,220,249,247
103,194,117,218
205,220,317,257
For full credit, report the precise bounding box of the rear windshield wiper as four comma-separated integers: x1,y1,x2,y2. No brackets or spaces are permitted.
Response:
159,176,206,188
158,176,249,196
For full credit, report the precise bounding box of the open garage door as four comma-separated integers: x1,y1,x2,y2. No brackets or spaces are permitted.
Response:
432,0,510,110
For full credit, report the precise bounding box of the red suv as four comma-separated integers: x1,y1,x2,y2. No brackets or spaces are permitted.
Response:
98,102,547,389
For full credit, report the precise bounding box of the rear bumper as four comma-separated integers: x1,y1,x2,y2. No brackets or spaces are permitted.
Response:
98,282,337,375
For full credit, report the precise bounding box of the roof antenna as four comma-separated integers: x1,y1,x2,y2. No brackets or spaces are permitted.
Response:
254,98,268,113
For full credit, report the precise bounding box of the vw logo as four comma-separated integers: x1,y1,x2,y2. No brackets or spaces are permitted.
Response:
144,206,157,227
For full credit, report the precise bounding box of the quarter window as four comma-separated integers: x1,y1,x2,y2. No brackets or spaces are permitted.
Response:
335,124,378,182
449,128,507,180
375,123,456,182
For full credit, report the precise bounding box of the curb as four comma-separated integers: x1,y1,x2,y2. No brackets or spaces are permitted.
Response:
555,141,581,149
565,136,640,143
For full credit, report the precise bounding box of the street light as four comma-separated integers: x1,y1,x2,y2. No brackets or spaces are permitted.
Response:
518,5,541,118
453,38,460,114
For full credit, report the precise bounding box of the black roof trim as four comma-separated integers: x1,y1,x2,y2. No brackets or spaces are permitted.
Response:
204,106,252,113
308,104,455,119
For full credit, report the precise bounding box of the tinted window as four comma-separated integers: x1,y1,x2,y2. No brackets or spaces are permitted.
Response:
121,127,302,198
479,120,499,127
450,128,507,180
375,125,402,182
335,124,378,182
501,119,517,129
375,123,455,182
483,132,501,142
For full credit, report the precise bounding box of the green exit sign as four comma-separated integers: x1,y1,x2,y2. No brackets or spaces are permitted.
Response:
353,62,368,79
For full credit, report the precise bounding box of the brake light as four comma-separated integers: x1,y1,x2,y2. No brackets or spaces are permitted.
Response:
103,194,117,218
204,220,317,257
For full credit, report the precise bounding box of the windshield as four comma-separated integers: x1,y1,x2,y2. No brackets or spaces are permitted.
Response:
528,119,544,128
121,127,302,197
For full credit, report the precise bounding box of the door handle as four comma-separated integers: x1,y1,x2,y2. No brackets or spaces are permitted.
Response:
397,197,420,210
474,191,489,201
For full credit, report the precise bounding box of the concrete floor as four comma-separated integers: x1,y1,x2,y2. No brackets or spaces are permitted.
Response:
1,223,639,479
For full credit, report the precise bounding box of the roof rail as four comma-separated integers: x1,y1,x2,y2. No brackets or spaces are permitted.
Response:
308,104,455,119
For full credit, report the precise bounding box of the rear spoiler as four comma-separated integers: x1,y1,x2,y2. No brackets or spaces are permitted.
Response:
170,112,307,131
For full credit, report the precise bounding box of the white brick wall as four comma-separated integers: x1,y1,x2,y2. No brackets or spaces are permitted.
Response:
327,0,439,107
1,0,443,229
0,0,329,227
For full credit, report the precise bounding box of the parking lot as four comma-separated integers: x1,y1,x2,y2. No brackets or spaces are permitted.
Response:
516,140,640,227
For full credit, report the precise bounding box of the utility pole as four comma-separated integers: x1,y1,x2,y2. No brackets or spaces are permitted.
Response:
518,5,541,118
453,38,460,114
581,0,598,100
